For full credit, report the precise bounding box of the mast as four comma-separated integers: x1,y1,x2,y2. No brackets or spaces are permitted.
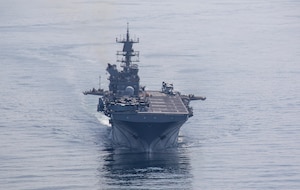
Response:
116,23,139,71
98,76,101,90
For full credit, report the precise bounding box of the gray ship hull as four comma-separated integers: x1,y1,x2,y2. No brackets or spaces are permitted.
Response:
111,120,186,152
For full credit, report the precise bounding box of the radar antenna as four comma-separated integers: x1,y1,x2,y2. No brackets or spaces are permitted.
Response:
116,23,139,71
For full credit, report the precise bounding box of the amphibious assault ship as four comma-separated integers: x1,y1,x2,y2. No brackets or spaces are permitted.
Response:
84,26,205,152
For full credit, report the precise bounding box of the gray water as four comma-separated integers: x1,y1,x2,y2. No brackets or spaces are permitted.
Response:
1,0,300,189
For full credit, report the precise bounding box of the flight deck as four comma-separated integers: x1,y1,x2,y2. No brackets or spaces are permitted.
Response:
146,91,188,114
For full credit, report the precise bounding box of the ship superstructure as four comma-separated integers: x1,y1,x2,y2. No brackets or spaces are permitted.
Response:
84,25,205,152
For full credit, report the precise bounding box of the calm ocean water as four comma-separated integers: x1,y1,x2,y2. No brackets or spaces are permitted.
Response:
1,0,299,189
